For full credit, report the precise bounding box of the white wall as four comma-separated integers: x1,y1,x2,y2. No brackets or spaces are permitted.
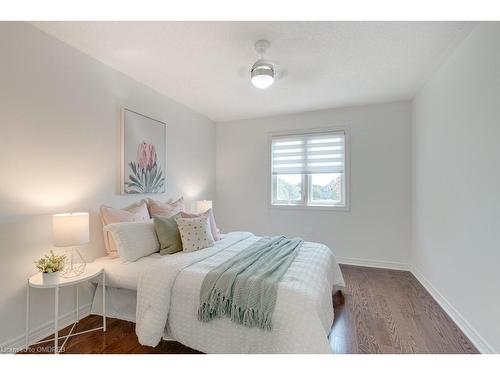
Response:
412,23,500,353
216,102,412,267
0,22,215,347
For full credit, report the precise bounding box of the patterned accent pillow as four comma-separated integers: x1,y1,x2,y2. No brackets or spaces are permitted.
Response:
175,215,215,252
180,208,220,241
147,197,185,217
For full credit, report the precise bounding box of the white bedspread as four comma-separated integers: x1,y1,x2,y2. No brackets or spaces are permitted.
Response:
136,232,345,353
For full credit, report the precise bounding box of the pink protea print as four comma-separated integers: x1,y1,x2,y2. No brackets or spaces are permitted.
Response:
125,141,165,194
137,142,157,171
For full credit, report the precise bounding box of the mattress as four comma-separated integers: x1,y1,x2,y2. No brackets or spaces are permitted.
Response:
93,253,163,290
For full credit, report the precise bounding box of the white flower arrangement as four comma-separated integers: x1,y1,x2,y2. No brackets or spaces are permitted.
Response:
35,251,66,273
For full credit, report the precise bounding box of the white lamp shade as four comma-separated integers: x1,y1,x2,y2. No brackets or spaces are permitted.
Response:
195,200,212,214
251,74,274,89
53,212,89,247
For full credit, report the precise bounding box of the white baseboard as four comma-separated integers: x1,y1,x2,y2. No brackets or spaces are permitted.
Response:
337,256,410,271
0,303,91,354
410,267,496,354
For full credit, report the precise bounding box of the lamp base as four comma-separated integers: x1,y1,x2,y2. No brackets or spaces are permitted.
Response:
61,247,86,278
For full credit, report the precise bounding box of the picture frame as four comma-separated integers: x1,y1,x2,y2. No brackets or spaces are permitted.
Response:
121,108,167,194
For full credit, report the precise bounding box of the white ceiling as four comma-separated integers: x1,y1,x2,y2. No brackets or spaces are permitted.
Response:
31,21,473,122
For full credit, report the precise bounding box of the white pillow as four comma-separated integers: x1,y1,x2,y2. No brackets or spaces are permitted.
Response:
175,215,215,252
104,220,159,262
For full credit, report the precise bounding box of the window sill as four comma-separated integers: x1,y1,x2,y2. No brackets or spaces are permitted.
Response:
269,203,349,212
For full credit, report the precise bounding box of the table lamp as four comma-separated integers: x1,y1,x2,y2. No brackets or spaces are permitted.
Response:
194,200,212,214
53,212,89,278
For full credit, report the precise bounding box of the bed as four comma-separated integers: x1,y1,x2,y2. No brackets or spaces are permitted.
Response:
91,231,345,353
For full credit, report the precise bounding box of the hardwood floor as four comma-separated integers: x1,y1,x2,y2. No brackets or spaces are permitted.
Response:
331,265,478,354
21,265,478,354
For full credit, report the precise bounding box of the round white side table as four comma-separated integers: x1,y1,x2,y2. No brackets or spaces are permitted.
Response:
26,263,106,354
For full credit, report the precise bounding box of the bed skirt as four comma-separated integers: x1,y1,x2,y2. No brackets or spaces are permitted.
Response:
91,285,137,323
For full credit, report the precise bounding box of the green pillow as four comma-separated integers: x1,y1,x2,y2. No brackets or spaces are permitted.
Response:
153,213,183,255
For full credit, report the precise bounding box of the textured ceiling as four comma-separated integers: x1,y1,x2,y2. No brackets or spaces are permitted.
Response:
31,21,473,122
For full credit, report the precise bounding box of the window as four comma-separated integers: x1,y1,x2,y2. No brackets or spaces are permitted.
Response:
271,129,348,209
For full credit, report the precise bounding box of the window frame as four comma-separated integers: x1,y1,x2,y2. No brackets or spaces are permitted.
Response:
268,127,350,211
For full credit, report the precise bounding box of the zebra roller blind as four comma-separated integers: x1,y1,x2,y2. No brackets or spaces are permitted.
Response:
271,131,345,175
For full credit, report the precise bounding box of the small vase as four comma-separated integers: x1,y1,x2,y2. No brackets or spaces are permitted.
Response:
42,271,60,284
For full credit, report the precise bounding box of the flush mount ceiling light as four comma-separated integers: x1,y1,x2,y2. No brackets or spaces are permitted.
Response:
250,40,275,89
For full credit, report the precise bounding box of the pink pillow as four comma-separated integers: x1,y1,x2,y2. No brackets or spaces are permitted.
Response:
100,201,150,256
148,197,185,217
181,208,220,241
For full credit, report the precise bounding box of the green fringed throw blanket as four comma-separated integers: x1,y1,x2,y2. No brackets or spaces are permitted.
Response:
198,236,304,331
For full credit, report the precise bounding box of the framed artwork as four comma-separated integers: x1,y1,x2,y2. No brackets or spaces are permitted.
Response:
121,108,166,194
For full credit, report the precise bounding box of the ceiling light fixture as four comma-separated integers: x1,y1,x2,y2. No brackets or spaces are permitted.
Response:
251,40,274,89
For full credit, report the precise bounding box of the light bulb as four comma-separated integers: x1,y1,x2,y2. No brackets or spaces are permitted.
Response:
251,74,274,89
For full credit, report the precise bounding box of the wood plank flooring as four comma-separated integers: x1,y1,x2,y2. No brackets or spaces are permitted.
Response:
331,265,477,353
21,265,478,354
